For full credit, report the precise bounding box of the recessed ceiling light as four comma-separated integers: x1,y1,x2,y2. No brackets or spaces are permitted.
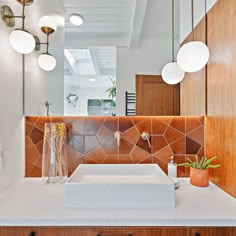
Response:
69,14,84,26
88,77,96,82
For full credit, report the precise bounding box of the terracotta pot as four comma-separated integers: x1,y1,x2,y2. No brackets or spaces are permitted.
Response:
190,167,209,187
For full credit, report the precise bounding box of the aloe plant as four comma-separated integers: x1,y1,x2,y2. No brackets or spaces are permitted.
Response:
178,155,220,169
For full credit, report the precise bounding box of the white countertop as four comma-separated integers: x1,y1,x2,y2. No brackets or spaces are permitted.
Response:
0,178,236,227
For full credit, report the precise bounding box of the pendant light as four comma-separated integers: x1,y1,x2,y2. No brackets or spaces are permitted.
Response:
161,0,185,85
177,0,209,73
1,0,39,54
38,16,57,71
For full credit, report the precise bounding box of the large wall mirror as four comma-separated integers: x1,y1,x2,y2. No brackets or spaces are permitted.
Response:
24,0,217,116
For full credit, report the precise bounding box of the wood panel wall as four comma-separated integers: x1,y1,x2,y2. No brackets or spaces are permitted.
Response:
181,0,236,198
180,18,206,116
206,0,236,197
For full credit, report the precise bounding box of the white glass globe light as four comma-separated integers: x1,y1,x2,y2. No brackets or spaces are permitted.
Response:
38,54,56,71
9,29,36,54
69,14,84,26
162,62,185,85
177,41,209,73
39,16,57,32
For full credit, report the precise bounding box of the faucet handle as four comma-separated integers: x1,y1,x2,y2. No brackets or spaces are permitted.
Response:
114,131,122,147
141,132,151,148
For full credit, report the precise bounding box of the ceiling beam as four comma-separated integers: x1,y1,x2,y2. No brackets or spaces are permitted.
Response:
129,0,148,48
89,49,101,75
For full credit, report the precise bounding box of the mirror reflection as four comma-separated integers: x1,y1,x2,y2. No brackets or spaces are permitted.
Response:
24,0,216,116
64,47,116,116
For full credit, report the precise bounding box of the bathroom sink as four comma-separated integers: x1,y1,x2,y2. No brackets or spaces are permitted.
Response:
64,164,175,208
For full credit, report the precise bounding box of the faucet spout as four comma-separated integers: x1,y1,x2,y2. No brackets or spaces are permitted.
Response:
114,131,122,147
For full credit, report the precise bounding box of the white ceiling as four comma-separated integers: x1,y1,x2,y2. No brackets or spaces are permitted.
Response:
64,47,116,88
64,0,148,48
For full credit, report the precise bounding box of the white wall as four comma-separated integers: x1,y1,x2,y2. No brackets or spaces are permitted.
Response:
24,0,64,116
0,0,24,190
116,38,172,115
64,74,111,116
180,0,217,43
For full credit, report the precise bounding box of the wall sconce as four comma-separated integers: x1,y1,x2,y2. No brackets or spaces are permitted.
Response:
0,0,40,54
37,16,57,71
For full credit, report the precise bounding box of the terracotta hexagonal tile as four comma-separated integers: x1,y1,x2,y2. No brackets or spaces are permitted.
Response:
102,138,118,155
119,139,134,155
118,155,134,164
85,146,107,164
51,116,64,123
119,116,134,132
130,146,150,163
25,116,38,126
96,126,114,145
170,137,185,154
25,136,39,164
25,161,35,177
63,116,81,124
130,116,147,125
187,127,204,145
136,118,151,134
152,118,168,135
103,155,118,164
71,118,85,135
122,126,140,145
153,145,174,163
66,144,84,165
186,137,201,154
164,126,184,144
157,116,173,126
139,156,153,164
85,118,101,135
88,116,105,125
29,127,44,145
35,140,43,155
35,117,51,131
103,117,118,132
186,117,202,133
25,122,33,135
170,117,185,134
68,134,85,154
152,136,168,154
136,137,152,153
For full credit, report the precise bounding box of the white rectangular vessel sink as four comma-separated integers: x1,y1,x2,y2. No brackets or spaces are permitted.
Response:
64,164,175,208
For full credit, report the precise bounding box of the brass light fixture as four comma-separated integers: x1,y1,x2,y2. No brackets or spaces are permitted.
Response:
37,16,57,71
1,0,40,54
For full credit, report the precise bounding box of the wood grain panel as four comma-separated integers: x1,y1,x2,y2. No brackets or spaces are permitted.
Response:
180,18,206,116
206,0,236,197
136,75,180,116
188,227,236,236
18,227,40,236
0,227,17,236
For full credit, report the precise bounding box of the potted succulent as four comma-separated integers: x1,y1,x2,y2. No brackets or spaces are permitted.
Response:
178,155,220,187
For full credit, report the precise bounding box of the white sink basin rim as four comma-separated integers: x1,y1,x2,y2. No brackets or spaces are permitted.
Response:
64,164,176,209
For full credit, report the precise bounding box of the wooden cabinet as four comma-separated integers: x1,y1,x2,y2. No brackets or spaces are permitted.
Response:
188,227,236,236
1,226,236,236
0,227,40,236
41,227,187,236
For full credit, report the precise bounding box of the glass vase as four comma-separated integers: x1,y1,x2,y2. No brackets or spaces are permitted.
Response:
42,122,68,184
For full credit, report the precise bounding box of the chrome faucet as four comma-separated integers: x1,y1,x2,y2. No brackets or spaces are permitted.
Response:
114,131,122,147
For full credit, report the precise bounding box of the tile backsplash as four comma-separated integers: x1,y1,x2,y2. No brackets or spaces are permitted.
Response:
25,116,205,177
